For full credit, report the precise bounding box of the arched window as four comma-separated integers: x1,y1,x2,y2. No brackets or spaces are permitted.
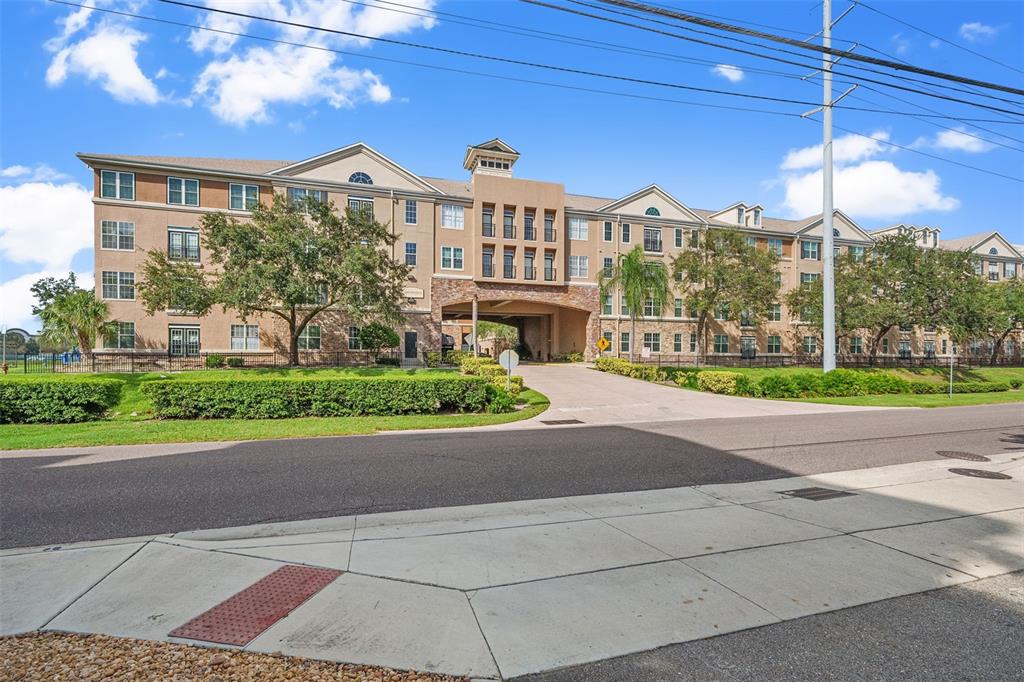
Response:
644,207,660,216
348,172,373,185
833,228,840,237
989,247,998,255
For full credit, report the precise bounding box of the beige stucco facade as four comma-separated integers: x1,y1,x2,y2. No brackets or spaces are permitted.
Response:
82,139,1024,364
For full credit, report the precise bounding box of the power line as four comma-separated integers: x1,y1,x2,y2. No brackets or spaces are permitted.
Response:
525,0,1024,118
595,0,1024,96
156,0,1019,122
852,0,1024,77
45,0,1023,184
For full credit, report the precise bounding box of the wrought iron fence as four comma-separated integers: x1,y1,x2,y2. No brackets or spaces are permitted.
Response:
9,349,403,374
625,353,1024,369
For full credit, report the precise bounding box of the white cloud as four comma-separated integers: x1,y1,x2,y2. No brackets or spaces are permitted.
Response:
913,128,995,154
0,270,94,332
0,180,93,271
711,64,744,82
0,164,72,184
187,0,434,125
891,32,911,56
959,22,999,43
781,131,891,171
46,21,160,104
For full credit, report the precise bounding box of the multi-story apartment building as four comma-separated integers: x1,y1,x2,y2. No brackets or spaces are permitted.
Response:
81,139,1023,363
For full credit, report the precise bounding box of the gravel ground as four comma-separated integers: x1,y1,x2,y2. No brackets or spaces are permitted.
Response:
0,632,470,682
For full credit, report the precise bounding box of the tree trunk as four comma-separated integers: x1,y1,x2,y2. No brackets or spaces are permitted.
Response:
698,312,708,365
288,328,300,367
869,326,891,365
990,328,1012,364
629,317,636,363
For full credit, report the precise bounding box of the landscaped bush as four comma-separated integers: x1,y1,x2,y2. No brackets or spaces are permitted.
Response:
859,373,910,395
226,357,245,368
375,357,401,367
0,378,124,423
205,354,226,368
490,374,524,397
789,372,823,397
141,375,489,419
755,374,800,399
485,385,515,413
459,355,501,376
818,369,867,397
1010,379,1022,389
552,351,584,363
594,357,667,382
952,381,1010,393
696,371,752,396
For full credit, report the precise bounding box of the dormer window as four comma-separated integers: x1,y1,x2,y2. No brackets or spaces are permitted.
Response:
644,207,660,217
348,172,373,185
737,207,746,225
989,247,998,255
478,158,510,170
752,208,761,227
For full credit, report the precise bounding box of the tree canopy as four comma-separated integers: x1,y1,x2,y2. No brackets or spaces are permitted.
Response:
139,194,410,364
30,274,115,354
600,245,670,361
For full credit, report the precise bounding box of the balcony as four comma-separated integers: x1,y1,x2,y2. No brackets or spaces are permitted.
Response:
503,224,517,240
524,266,536,280
503,265,516,279
544,267,557,281
482,222,495,238
482,263,495,278
524,226,536,241
544,228,557,242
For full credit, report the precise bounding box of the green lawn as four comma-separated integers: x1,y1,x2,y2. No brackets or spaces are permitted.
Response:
0,369,549,450
791,390,1024,408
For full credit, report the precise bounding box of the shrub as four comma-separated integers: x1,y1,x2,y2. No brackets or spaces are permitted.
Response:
908,381,943,394
789,372,823,397
0,377,124,423
859,372,910,395
594,357,666,382
141,375,489,419
485,385,516,413
755,374,799,399
490,374,524,397
553,351,584,363
819,369,866,397
459,355,501,376
375,357,401,367
359,323,400,361
424,351,442,368
205,354,226,369
226,357,245,368
696,371,751,396
1008,379,1022,389
952,381,1010,394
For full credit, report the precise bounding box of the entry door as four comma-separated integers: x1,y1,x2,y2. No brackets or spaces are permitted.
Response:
169,327,200,356
740,336,756,359
404,331,418,359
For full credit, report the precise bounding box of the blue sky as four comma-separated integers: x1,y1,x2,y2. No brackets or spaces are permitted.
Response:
2,0,1022,331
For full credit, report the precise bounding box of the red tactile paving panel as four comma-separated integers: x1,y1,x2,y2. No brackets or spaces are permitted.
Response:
169,565,342,646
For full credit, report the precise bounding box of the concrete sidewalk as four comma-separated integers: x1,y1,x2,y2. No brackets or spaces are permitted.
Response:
2,452,1021,679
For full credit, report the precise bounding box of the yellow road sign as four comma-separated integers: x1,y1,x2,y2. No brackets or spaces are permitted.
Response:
596,336,610,352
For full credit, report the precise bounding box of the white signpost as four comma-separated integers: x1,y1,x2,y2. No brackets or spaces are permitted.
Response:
498,349,520,391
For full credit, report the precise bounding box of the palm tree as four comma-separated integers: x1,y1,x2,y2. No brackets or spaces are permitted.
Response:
38,289,116,354
600,245,670,362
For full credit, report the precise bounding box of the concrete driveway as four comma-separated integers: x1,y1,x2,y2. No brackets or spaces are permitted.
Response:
515,363,880,426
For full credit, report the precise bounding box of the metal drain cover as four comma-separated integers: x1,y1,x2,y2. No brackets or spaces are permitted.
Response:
541,419,584,425
936,451,991,462
948,468,1012,480
778,487,856,501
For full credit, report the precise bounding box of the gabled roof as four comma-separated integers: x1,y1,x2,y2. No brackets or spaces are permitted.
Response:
705,201,765,224
267,142,442,193
795,209,874,242
595,184,707,223
77,153,292,176
468,138,520,155
939,231,1022,258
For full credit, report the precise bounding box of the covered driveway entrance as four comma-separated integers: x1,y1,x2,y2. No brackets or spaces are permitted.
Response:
442,299,591,362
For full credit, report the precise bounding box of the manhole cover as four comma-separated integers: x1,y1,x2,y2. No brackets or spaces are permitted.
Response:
947,468,1012,480
936,451,991,462
541,419,584,425
778,487,856,501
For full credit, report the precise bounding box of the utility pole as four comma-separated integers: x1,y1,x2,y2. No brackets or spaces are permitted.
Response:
821,0,837,373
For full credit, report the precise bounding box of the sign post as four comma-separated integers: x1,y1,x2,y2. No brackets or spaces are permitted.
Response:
498,349,520,391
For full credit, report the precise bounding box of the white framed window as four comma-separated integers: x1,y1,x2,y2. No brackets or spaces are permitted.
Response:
602,257,614,277
167,177,199,206
603,221,613,242
620,331,630,353
643,332,661,352
737,207,745,225
602,294,613,315
569,254,589,278
800,272,820,285
405,199,417,225
230,324,259,350
850,245,866,262
675,228,684,248
100,170,134,200
713,334,729,354
752,208,762,227
441,246,464,270
643,298,660,317
287,187,325,209
101,271,135,300
405,242,417,266
168,326,200,357
767,335,781,354
769,303,782,321
746,236,757,247
168,227,200,262
620,296,630,316
689,333,697,353
229,183,259,210
800,241,820,260
1004,262,1017,278
673,333,683,353
101,220,135,250
767,238,783,256
674,298,683,318
348,325,363,350
803,336,817,354
850,337,863,354
441,204,465,229
988,262,999,281
621,223,631,243
298,325,321,350
348,197,374,218
569,216,589,241
107,321,135,349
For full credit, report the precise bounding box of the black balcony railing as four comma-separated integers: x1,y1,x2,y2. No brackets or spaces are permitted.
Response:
544,229,557,242
504,225,516,239
504,265,516,279
544,267,557,281
524,266,536,280
482,224,494,237
524,226,536,240
482,263,495,278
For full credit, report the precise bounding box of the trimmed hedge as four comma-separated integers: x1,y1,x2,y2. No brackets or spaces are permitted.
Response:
0,378,124,423
594,357,667,382
696,371,753,396
141,375,490,419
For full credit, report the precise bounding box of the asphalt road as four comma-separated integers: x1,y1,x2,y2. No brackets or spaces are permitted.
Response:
1,404,1022,548
515,571,1024,682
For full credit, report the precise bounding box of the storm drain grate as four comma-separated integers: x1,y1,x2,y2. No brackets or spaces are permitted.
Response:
541,419,585,425
169,565,342,646
947,468,1012,480
778,487,856,501
936,451,991,462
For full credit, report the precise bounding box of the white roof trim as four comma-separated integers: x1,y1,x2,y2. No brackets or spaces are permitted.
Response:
795,209,874,242
595,184,707,224
267,142,442,194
